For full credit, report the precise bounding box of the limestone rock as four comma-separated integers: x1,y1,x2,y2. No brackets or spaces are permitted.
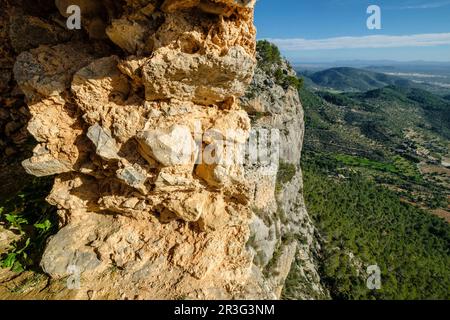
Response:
142,46,255,105
14,43,101,102
116,165,148,191
40,219,104,278
165,192,209,222
106,17,148,54
241,50,328,299
87,124,120,161
22,145,72,177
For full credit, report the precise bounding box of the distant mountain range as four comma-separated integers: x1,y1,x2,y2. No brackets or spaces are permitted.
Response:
292,60,450,69
305,67,412,92
299,66,450,95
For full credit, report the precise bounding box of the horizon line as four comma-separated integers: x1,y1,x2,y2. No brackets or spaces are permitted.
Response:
264,33,450,51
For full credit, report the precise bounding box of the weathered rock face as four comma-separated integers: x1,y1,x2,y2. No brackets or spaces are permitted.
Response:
240,52,328,299
10,0,266,299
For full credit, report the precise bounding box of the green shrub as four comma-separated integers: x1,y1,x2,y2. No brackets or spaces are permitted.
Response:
0,177,57,272
276,161,297,193
285,75,304,90
257,40,282,66
257,41,303,91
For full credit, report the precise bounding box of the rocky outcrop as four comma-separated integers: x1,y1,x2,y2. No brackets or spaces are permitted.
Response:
240,50,328,299
9,0,265,300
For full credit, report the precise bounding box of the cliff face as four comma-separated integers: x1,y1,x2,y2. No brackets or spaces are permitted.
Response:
1,0,325,300
241,49,328,299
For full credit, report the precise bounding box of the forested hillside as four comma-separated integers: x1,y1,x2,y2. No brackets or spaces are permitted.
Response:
293,73,450,299
301,156,450,299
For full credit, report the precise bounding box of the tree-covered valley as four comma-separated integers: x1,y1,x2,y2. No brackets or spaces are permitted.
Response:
286,62,450,299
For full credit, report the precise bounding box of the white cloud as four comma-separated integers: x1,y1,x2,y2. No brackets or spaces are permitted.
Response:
397,1,450,9
266,33,450,51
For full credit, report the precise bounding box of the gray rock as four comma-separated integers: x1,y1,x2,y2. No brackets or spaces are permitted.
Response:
22,157,72,177
41,224,102,278
22,145,72,177
116,165,147,190
247,214,278,267
241,48,328,299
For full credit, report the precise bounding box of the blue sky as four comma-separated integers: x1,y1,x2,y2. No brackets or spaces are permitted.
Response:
254,0,450,62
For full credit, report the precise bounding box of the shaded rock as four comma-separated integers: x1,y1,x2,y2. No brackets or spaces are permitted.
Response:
22,145,72,177
40,223,102,278
9,12,72,53
55,0,110,39
247,214,277,267
13,43,99,101
105,12,164,55
116,165,147,191
0,69,11,93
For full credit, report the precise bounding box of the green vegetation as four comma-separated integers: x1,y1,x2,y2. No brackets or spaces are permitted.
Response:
257,40,303,90
293,66,450,299
275,69,304,90
392,155,422,182
263,241,284,278
256,40,282,67
302,157,450,299
299,80,449,214
276,161,297,193
335,154,398,173
0,177,57,272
